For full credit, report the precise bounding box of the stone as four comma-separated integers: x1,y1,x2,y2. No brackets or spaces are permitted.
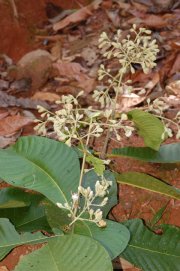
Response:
15,49,52,89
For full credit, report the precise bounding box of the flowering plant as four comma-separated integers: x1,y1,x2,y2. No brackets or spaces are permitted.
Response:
0,25,179,271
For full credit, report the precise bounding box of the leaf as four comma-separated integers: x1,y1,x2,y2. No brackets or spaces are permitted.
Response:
53,62,95,93
82,170,117,217
74,220,130,259
0,194,51,232
0,90,50,110
115,172,180,200
0,136,80,205
150,203,168,228
0,187,31,208
0,116,33,136
128,109,164,150
32,91,60,103
121,219,180,271
86,154,105,175
45,202,130,259
14,234,113,271
0,218,63,260
112,143,180,163
53,0,102,31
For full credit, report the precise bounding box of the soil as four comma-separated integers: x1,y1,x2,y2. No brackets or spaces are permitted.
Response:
0,0,179,270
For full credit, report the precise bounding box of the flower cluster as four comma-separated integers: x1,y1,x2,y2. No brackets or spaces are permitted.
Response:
147,98,180,139
99,24,159,74
56,175,112,227
94,25,159,109
34,93,134,145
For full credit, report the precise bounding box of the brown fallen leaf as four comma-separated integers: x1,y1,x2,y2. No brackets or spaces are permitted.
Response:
0,266,9,271
81,47,98,66
53,0,102,31
0,90,50,110
166,81,180,96
0,135,17,148
117,93,146,112
170,53,180,76
0,109,9,120
0,115,33,136
54,62,95,93
32,92,60,102
140,13,174,28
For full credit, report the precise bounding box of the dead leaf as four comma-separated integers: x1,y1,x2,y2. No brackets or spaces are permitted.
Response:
144,72,160,90
50,41,62,61
81,47,98,66
166,81,180,96
54,62,95,93
54,62,88,81
170,53,180,75
0,266,9,271
105,10,120,27
53,0,102,31
0,90,50,110
32,92,60,102
117,93,146,111
0,135,17,148
141,14,173,28
0,109,9,120
0,115,33,136
119,257,140,270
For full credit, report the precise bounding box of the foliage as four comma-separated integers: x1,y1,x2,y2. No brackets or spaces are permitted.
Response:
0,25,179,271
115,172,180,200
122,219,180,271
112,143,180,163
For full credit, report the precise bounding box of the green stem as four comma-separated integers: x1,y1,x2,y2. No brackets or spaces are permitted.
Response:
100,69,125,159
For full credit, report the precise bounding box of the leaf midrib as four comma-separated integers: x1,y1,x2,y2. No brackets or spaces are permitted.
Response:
127,243,180,258
11,149,68,203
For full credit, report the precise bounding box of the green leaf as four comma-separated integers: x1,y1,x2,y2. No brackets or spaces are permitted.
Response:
86,154,105,175
121,219,180,271
0,194,51,232
112,143,180,163
82,170,117,217
115,172,180,200
0,136,80,205
0,218,63,260
45,202,71,232
128,109,164,150
150,203,168,228
45,201,130,260
0,187,31,208
74,220,130,259
14,234,113,271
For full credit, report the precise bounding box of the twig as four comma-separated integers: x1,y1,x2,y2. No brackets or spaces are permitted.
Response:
9,0,19,19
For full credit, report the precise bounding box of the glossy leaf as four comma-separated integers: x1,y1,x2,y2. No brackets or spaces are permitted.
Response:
74,220,130,259
0,218,63,260
0,194,51,232
128,109,164,150
112,143,180,163
115,172,180,200
122,219,180,271
45,201,130,259
14,234,113,271
0,136,80,205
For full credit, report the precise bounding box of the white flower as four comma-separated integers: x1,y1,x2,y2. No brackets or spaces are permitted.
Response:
56,202,63,208
72,193,79,201
94,209,103,222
